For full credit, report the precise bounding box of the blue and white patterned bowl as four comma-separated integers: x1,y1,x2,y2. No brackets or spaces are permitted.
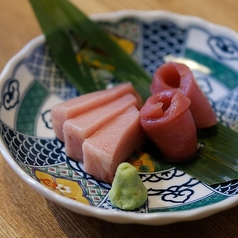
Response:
1,10,238,225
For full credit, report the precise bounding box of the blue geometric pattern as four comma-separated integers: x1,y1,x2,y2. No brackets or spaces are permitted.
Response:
1,121,66,166
25,44,79,101
211,179,238,196
67,158,112,190
141,21,187,75
215,87,238,126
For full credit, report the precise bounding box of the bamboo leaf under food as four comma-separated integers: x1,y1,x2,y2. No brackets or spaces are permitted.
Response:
176,123,238,185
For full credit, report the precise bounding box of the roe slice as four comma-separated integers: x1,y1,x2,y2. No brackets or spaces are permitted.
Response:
82,106,143,184
63,93,137,161
51,82,140,141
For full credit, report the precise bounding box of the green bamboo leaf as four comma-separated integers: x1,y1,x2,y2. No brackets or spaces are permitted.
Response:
29,0,101,93
176,123,238,185
29,0,151,100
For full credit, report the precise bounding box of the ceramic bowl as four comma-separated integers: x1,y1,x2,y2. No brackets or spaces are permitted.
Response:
1,10,238,225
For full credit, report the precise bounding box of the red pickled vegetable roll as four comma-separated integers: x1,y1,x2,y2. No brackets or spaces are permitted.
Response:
150,62,216,129
139,89,197,162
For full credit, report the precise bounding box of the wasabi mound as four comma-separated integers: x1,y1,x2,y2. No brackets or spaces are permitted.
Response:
108,162,147,210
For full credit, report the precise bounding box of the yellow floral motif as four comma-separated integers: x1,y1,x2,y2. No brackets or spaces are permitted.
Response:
128,152,156,172
35,170,90,205
110,34,135,55
76,34,135,71
76,52,115,71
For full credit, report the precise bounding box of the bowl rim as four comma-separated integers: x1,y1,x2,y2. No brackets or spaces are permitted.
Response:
1,9,238,225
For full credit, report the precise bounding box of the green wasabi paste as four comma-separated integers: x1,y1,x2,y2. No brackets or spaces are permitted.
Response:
109,162,148,210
